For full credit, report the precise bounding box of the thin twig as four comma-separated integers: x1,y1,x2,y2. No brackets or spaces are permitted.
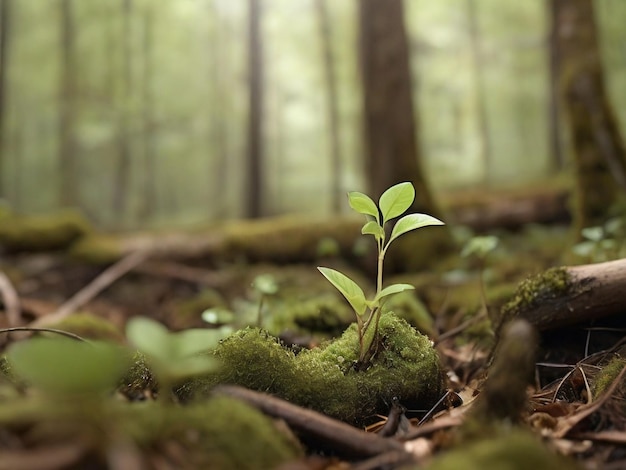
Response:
0,327,87,342
30,250,148,327
0,270,21,327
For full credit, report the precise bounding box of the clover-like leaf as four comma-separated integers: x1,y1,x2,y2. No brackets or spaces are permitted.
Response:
374,283,415,303
348,191,379,222
388,213,444,246
8,338,129,394
126,317,223,380
318,267,367,316
461,235,499,259
361,220,384,240
581,226,604,242
379,182,415,222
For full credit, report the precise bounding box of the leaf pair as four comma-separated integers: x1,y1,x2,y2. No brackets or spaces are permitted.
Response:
127,317,228,380
348,181,416,225
349,182,443,247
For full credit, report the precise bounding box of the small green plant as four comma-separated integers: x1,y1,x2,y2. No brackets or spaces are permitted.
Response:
461,235,499,313
573,218,625,262
126,317,229,402
318,182,444,369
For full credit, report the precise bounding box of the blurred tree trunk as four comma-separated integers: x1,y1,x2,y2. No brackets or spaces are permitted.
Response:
358,0,452,271
114,0,133,220
58,0,78,207
245,0,263,218
358,0,440,216
315,0,342,213
467,0,491,184
138,3,155,221
0,0,11,199
550,0,626,230
546,0,565,172
208,0,230,218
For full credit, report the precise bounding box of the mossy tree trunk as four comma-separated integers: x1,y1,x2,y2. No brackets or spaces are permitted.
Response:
358,0,452,271
551,0,626,231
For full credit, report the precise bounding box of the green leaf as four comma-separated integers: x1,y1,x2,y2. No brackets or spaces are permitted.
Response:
127,317,226,361
8,338,128,394
361,220,384,240
348,192,379,221
379,182,415,222
581,226,603,242
374,283,415,303
252,274,279,295
317,267,367,315
388,213,444,245
126,316,171,360
461,235,499,258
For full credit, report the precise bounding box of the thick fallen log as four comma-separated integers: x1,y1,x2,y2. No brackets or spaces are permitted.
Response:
443,185,570,231
500,258,626,331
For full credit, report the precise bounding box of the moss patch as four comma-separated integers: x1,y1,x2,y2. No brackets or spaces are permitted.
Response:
0,211,91,252
417,430,580,470
498,267,571,331
181,313,443,426
46,313,124,343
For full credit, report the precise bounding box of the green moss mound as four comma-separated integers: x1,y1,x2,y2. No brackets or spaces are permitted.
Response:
181,313,443,426
168,397,302,469
0,211,91,252
415,430,580,470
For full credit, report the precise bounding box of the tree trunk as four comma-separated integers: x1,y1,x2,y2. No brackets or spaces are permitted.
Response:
245,0,264,218
358,0,452,271
138,4,155,221
358,0,439,216
315,0,342,213
0,0,11,199
58,0,78,207
114,0,133,221
467,0,491,185
546,0,565,172
551,0,626,230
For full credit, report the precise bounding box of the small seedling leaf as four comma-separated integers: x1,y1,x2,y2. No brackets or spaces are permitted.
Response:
174,328,230,357
581,226,604,242
388,213,444,245
252,274,279,295
127,316,172,360
461,235,499,258
361,220,384,240
348,192,379,221
379,182,415,222
8,338,128,394
375,283,415,303
318,267,367,315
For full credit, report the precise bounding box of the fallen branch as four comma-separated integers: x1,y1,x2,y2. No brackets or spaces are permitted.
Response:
30,251,148,327
501,258,626,331
212,385,405,459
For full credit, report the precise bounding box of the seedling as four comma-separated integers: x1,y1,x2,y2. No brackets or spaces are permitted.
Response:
251,274,279,327
126,317,229,402
461,235,499,313
318,182,444,369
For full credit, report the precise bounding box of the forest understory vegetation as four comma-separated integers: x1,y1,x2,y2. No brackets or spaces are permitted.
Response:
0,183,626,469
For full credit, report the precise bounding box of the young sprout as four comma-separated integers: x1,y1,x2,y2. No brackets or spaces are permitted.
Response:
318,182,444,369
126,317,228,403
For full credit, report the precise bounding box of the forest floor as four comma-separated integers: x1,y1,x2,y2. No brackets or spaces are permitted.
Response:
0,197,626,469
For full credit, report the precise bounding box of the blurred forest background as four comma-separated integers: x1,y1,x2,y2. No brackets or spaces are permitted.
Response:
0,0,625,230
